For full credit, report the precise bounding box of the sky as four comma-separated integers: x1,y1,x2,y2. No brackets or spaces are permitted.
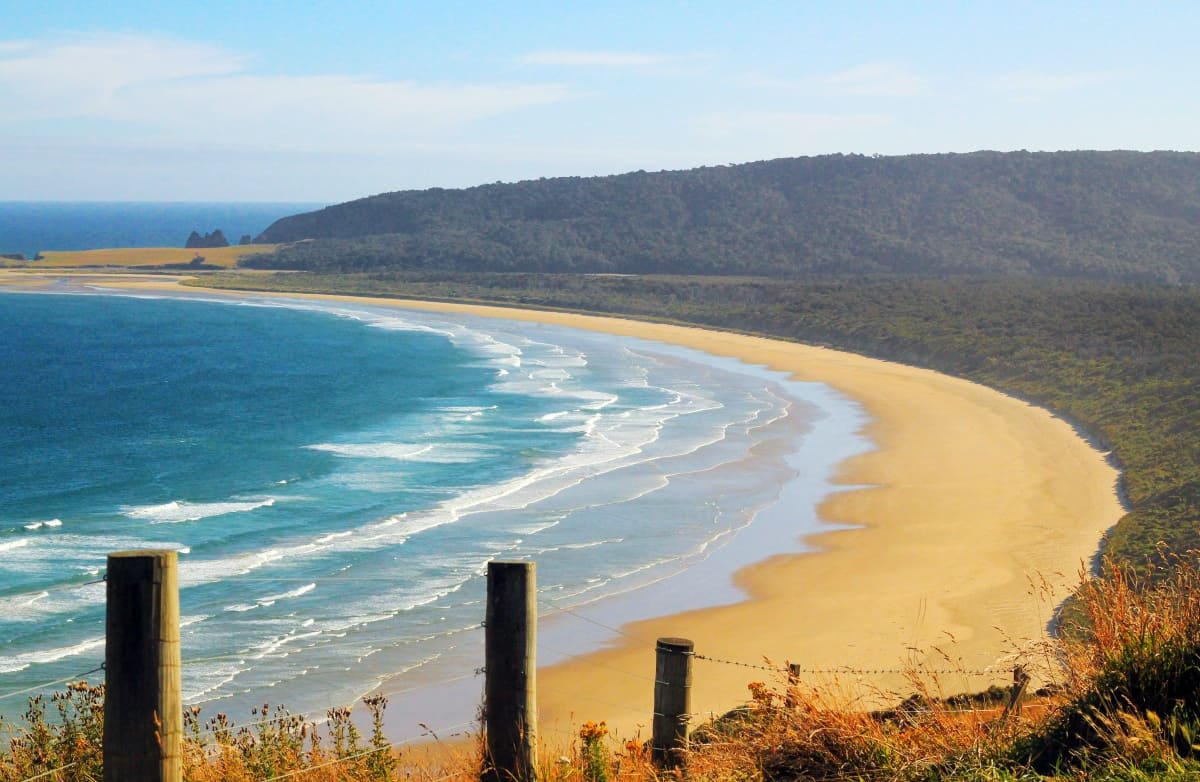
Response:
1,1,1197,203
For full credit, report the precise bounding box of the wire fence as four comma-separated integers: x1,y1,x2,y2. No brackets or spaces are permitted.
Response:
0,665,105,705
3,562,1037,782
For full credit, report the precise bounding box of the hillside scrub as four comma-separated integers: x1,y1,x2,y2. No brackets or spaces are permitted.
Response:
247,151,1200,284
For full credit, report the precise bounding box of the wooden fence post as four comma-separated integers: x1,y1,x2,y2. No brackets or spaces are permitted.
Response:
785,662,802,709
652,637,693,770
1002,665,1031,721
483,561,538,782
103,550,182,782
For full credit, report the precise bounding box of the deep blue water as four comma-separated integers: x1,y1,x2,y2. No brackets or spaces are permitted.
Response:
0,289,865,726
0,202,321,258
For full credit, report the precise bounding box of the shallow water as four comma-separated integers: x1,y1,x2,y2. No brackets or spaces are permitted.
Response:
0,289,867,728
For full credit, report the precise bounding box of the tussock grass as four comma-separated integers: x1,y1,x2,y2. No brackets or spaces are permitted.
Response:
4,557,1200,780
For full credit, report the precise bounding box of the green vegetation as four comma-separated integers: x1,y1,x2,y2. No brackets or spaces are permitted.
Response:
7,555,1199,780
248,151,1200,283
192,271,1200,572
0,686,405,782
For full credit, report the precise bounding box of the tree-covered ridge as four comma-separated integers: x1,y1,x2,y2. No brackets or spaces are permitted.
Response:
191,271,1200,571
251,151,1200,282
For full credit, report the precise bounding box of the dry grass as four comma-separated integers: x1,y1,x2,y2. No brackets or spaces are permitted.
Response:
4,556,1200,781
29,245,277,268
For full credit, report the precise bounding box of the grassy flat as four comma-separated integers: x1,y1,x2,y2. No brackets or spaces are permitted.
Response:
29,244,277,268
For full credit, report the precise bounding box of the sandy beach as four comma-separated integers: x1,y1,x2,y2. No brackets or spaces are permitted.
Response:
0,270,1125,743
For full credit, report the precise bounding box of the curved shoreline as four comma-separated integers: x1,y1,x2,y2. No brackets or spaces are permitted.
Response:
0,271,1126,741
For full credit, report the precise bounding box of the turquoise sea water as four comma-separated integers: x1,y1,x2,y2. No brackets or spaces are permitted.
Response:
0,287,867,733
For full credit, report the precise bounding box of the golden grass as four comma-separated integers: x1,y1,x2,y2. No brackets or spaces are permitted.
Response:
7,558,1200,780
30,245,278,269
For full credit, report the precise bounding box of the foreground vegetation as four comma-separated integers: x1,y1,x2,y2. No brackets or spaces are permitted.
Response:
5,554,1198,781
191,271,1200,572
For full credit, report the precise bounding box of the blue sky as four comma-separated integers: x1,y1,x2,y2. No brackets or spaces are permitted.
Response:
2,1,1197,202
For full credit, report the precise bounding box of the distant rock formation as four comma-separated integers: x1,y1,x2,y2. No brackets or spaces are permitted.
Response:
186,229,230,249
1,253,26,261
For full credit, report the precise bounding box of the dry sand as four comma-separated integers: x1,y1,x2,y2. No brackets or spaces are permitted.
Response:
0,270,1125,743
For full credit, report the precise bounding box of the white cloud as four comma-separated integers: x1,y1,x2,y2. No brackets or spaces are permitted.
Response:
519,50,674,68
818,62,925,97
0,33,245,112
0,32,575,149
990,70,1114,100
739,62,926,98
0,40,38,54
698,111,893,138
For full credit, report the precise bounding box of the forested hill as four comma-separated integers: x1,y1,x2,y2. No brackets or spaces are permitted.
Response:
251,150,1200,281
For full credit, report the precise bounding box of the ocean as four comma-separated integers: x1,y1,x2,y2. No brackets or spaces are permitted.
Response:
0,205,869,737
0,202,322,258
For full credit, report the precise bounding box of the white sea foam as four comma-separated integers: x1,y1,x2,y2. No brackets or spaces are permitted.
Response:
439,405,496,422
501,519,561,536
123,498,276,524
0,577,106,623
531,537,625,555
250,628,326,659
15,590,51,606
43,519,63,528
248,299,454,340
0,539,30,552
310,388,719,553
307,441,495,464
257,583,317,606
0,636,105,673
307,442,432,460
183,659,248,703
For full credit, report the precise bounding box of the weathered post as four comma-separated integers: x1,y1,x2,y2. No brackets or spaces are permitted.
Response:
104,550,182,782
652,637,693,770
1002,665,1031,720
483,561,538,782
785,662,802,709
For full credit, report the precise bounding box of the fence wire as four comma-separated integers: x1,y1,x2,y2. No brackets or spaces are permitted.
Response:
537,598,656,646
691,651,1007,679
16,760,80,782
0,665,105,705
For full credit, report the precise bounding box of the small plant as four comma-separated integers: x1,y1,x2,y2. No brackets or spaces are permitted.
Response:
0,681,104,782
363,694,398,780
578,720,609,782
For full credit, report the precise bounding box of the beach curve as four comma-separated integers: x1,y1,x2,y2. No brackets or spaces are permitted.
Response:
0,270,1126,742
